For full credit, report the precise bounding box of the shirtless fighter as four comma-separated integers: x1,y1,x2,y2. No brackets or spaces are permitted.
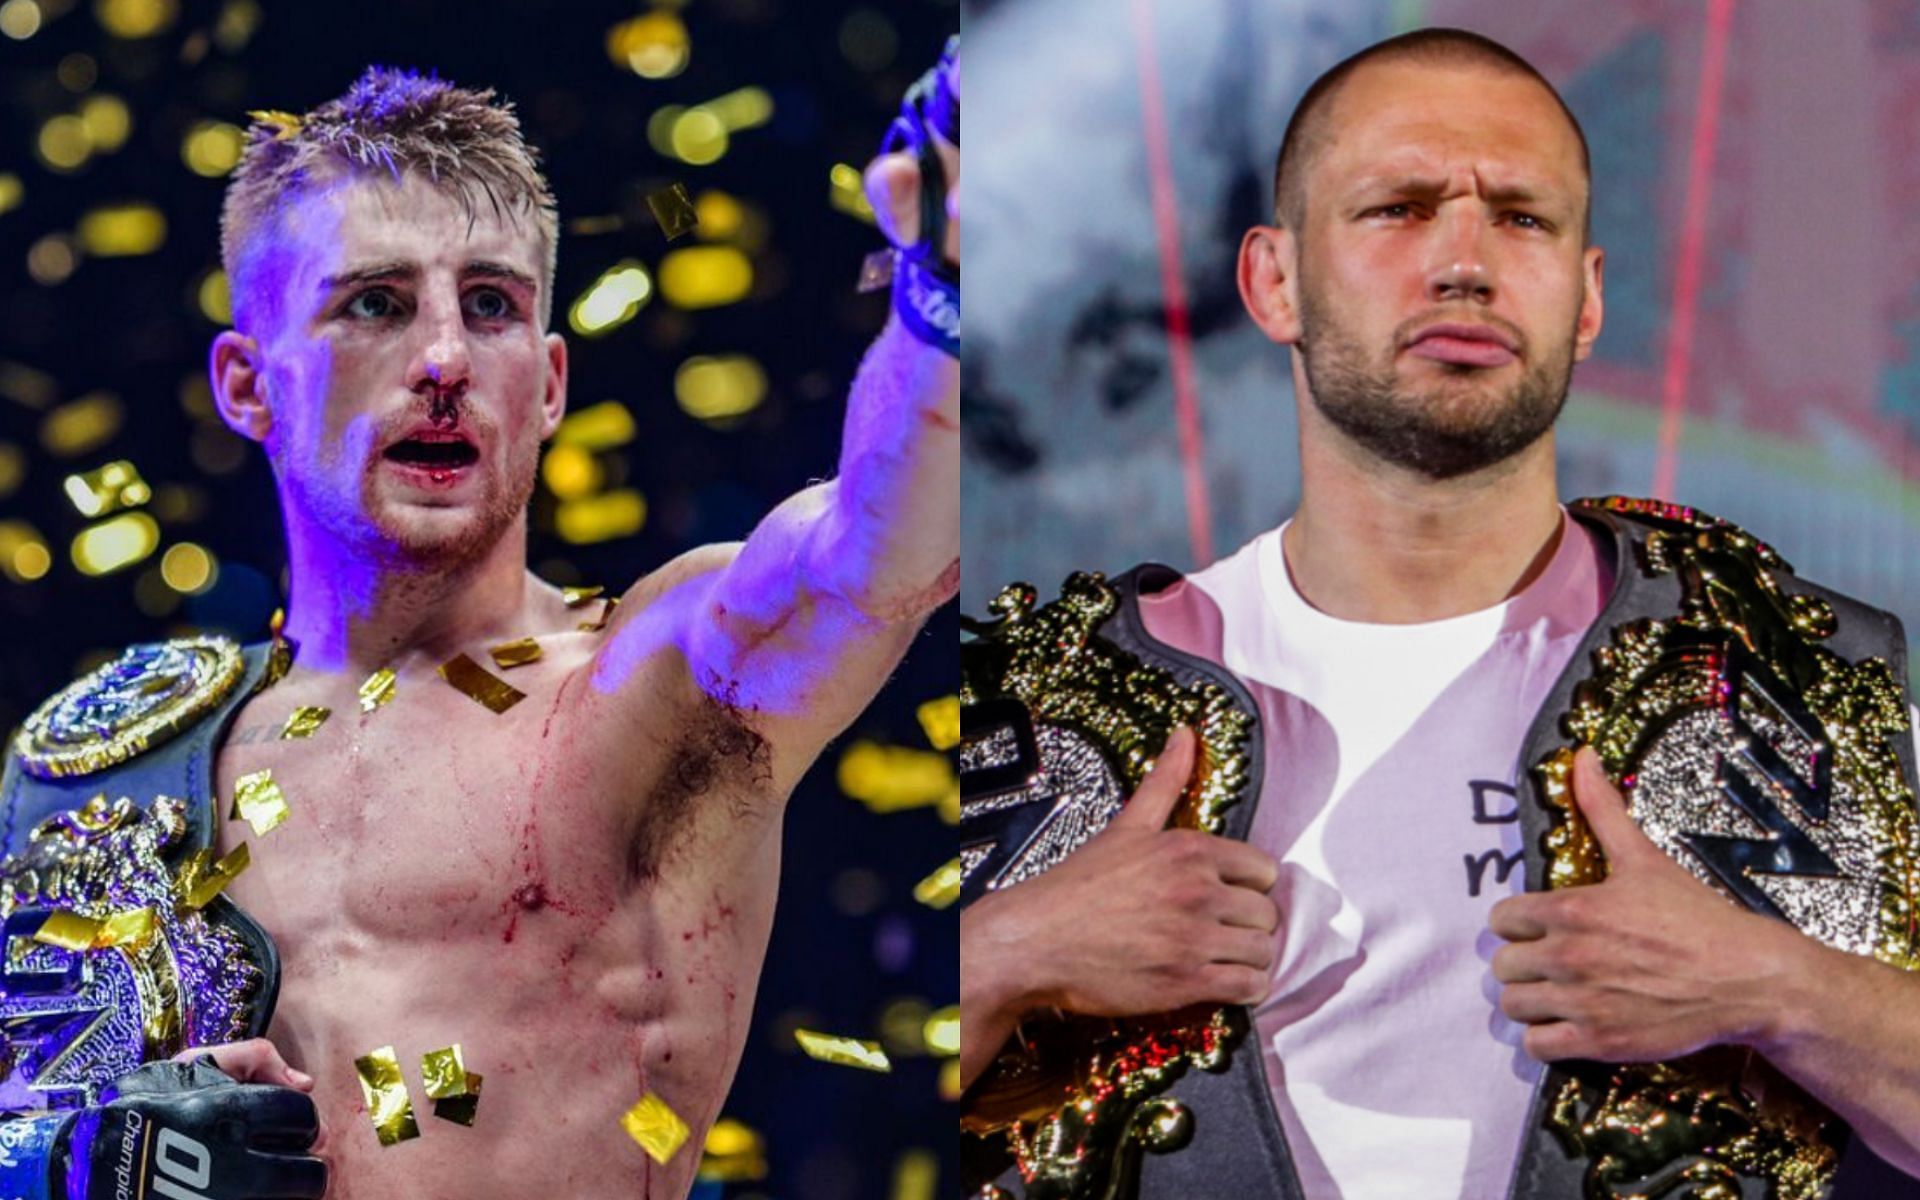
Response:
0,49,958,1200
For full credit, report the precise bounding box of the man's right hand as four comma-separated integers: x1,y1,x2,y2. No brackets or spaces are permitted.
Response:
56,1056,326,1199
960,727,1281,1087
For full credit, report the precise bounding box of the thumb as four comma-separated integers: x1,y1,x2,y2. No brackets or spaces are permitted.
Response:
864,152,922,251
1111,726,1197,832
1570,745,1651,867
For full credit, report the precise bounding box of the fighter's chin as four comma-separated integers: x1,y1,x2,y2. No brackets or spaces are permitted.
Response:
363,499,506,567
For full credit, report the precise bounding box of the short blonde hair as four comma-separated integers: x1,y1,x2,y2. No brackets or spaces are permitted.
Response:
220,66,559,333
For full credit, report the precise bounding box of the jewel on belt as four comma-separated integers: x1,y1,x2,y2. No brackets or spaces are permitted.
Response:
354,1046,421,1146
620,1091,690,1164
230,769,290,836
438,654,526,714
793,1029,891,1072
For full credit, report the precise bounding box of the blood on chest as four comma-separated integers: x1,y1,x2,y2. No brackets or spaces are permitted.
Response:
212,707,629,952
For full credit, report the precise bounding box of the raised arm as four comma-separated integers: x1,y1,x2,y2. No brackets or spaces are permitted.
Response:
593,45,959,787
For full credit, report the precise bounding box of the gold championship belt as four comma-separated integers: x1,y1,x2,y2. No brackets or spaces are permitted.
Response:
0,637,272,1107
959,571,1260,1200
1529,498,1920,1199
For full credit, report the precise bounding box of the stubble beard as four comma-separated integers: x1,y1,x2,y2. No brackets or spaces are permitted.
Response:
278,424,539,575
1297,281,1576,481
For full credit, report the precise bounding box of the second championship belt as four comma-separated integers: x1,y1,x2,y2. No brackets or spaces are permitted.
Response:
1513,498,1920,1200
0,636,279,1110
958,568,1283,1200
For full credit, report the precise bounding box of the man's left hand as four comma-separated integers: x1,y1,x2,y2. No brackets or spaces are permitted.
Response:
1489,745,1807,1063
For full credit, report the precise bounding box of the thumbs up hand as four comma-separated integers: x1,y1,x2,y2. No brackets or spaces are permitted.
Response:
963,727,1282,1034
1488,746,1806,1064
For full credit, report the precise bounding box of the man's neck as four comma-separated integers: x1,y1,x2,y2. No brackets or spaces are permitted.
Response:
279,517,541,677
1284,409,1564,625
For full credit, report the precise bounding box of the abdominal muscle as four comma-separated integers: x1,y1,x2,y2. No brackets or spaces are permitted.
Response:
211,659,784,1200
266,879,777,1200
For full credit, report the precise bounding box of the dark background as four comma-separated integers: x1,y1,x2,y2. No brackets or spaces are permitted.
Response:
0,1,958,1197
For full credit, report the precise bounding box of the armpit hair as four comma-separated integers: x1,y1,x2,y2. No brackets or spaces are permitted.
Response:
626,683,773,883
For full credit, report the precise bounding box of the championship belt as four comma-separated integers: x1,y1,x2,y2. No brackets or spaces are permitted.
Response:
1517,498,1920,1200
0,637,279,1109
958,569,1270,1200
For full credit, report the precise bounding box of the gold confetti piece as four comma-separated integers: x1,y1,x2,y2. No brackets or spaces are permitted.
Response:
938,1057,961,1102
354,1046,420,1147
438,654,526,714
915,695,959,751
230,768,290,836
280,706,330,739
646,182,698,241
911,857,961,910
420,1044,470,1100
837,741,956,813
702,1116,763,1158
97,907,156,949
621,1092,690,1164
793,1029,892,1073
432,1072,482,1126
358,667,396,713
488,638,542,670
179,842,250,910
561,585,605,608
247,109,304,140
578,595,619,633
857,248,895,293
699,1114,768,1182
923,1006,959,1056
265,607,295,686
32,910,102,952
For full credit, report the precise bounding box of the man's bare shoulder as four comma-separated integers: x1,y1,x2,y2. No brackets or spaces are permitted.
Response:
606,541,744,624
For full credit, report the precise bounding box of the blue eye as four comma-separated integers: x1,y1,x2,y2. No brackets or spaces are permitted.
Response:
346,290,399,319
465,288,514,319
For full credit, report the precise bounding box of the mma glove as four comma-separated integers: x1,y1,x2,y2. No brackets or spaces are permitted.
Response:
0,1056,326,1200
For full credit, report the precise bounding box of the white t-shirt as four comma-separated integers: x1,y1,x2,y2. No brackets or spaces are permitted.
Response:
1140,512,1611,1199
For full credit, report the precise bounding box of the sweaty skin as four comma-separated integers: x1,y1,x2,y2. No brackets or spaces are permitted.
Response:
192,100,958,1198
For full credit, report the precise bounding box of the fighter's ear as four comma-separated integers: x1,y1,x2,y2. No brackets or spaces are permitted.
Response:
210,331,272,444
1573,245,1605,363
539,332,568,440
1239,225,1303,345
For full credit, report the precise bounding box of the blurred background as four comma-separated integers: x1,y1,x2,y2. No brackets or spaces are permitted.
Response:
962,0,1920,653
0,2,957,1198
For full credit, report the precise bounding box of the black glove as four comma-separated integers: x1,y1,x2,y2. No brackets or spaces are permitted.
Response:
49,1057,325,1200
